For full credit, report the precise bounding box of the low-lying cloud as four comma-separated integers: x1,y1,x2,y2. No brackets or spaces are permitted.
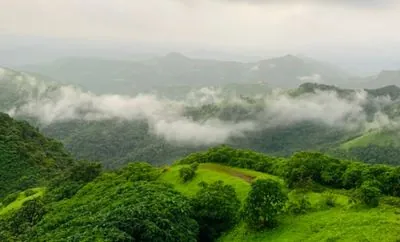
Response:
6,80,398,146
7,85,256,145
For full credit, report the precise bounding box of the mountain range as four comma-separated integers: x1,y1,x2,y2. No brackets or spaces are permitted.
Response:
18,53,356,94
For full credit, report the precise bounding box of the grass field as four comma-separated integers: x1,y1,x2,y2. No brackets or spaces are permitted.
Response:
220,205,400,242
0,187,45,215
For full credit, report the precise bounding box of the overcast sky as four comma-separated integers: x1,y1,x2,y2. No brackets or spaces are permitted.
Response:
1,0,400,71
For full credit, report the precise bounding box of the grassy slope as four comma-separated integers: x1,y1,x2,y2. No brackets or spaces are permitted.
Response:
340,130,400,149
160,163,280,202
0,187,45,215
161,163,400,242
221,205,400,242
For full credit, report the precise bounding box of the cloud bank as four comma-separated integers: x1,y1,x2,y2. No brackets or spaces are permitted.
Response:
6,80,398,146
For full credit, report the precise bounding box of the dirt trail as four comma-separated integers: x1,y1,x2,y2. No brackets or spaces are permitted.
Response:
201,164,255,183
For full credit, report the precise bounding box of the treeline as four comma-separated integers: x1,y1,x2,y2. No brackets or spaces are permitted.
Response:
177,145,400,197
332,144,400,166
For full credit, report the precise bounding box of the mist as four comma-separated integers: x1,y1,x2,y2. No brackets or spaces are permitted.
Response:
6,80,398,146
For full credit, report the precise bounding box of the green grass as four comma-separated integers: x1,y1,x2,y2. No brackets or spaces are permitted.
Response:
341,130,399,149
160,163,281,202
0,187,45,215
161,163,400,242
221,204,400,242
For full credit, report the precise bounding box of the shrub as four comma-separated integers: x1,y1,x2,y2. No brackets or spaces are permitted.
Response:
191,181,241,242
352,180,381,207
119,162,161,182
322,192,337,207
341,162,366,189
179,167,196,183
179,163,199,183
24,189,36,197
243,179,287,229
286,194,311,215
190,162,199,171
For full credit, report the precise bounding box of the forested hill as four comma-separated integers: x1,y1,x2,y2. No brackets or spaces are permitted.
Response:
0,112,73,197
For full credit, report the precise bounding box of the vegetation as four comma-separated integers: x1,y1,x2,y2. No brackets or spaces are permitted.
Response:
1,113,400,241
0,113,73,198
242,179,288,229
191,181,241,241
351,181,381,207
179,163,199,183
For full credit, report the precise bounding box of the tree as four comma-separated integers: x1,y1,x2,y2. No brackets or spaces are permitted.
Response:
352,180,381,207
179,163,199,183
191,181,241,242
243,179,287,229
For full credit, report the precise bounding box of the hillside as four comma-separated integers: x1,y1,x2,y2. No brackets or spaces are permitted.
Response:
1,145,399,241
0,112,73,197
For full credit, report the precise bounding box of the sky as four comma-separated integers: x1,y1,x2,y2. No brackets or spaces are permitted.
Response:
1,0,400,72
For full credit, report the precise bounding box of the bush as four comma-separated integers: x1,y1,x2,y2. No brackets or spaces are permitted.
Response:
179,167,196,183
243,179,287,229
286,194,311,215
341,162,366,189
322,192,337,207
190,162,199,171
179,163,199,183
191,181,241,242
352,180,381,207
24,189,36,197
119,162,161,182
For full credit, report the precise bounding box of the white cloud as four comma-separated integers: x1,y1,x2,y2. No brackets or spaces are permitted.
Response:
8,86,255,145
297,74,322,83
6,77,398,145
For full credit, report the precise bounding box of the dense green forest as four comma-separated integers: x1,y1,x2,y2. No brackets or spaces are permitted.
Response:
1,113,400,241
0,113,73,197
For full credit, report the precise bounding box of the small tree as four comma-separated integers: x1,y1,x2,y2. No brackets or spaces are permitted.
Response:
352,180,381,207
243,179,287,229
191,181,241,242
179,163,199,183
179,167,196,182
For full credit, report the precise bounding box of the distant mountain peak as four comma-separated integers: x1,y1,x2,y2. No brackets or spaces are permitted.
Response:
164,52,189,60
258,54,304,65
